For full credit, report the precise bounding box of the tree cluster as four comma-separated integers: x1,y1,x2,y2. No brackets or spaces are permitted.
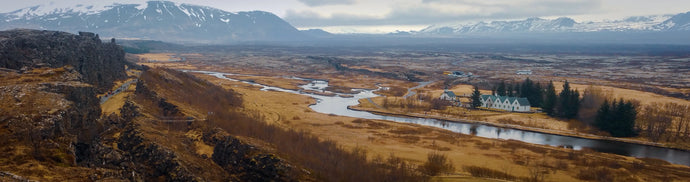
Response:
492,78,543,107
638,102,690,142
595,99,637,137
541,81,580,119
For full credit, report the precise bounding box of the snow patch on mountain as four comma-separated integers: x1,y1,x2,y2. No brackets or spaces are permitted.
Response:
4,1,148,21
419,14,686,35
0,1,306,43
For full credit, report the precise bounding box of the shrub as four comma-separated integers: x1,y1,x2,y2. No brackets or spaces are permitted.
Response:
464,166,516,180
576,166,630,182
420,152,455,176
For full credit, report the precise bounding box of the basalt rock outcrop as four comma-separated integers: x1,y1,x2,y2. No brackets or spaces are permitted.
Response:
0,32,309,180
0,30,127,180
0,29,127,93
0,66,110,179
212,136,297,181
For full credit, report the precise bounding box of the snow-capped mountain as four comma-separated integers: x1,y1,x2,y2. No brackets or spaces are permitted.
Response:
655,12,690,31
421,17,576,34
419,13,690,35
0,1,306,43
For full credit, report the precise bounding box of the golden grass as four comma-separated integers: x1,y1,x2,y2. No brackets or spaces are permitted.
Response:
553,81,690,106
100,82,136,115
136,53,175,62
224,74,308,90
132,61,690,181
195,73,604,181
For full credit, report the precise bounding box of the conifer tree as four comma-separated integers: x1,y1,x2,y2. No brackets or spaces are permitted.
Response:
542,81,557,116
470,85,482,109
557,81,580,119
595,99,637,137
533,82,543,107
595,99,611,132
519,78,542,107
512,83,520,97
496,81,506,96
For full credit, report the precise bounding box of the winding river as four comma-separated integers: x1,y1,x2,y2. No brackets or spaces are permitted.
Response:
195,71,690,166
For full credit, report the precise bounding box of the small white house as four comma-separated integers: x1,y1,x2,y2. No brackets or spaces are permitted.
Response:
440,90,461,105
516,70,533,75
480,94,531,112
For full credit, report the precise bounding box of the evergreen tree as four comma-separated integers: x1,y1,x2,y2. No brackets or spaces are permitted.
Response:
533,82,543,107
557,81,580,119
542,81,557,116
595,99,637,137
614,100,637,137
506,83,514,97
470,85,482,109
595,99,611,132
519,78,542,107
566,89,581,118
519,78,533,98
512,83,520,97
496,81,506,96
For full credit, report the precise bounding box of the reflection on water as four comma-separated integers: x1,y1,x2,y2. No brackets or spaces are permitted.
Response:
196,70,690,166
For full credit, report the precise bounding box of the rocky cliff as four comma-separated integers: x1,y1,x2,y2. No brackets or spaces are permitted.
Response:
0,66,109,179
0,30,128,180
0,29,126,93
0,31,308,180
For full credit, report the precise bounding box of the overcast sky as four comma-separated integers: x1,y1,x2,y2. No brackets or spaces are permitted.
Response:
2,0,690,33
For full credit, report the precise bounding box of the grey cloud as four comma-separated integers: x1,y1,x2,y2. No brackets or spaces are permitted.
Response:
297,0,356,7
286,0,602,27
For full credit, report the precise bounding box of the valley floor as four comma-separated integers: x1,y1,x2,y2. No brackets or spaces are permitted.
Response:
135,51,690,181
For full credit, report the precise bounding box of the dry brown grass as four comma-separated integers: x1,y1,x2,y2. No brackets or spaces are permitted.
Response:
554,82,690,106
191,67,690,182
224,74,308,90
100,82,136,115
139,68,429,181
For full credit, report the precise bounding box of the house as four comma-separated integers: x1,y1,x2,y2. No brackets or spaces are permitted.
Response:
440,90,461,105
516,70,533,75
445,71,473,77
480,94,531,112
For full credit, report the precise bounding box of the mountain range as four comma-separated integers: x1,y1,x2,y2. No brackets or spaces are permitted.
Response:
0,1,314,43
1,1,689,44
418,13,690,35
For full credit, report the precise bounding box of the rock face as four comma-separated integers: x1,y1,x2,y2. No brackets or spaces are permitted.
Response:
117,122,202,181
212,136,296,182
0,30,128,180
0,66,105,174
0,29,308,181
0,29,127,93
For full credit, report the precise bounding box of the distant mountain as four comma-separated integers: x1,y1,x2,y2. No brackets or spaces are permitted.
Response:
421,17,576,34
418,13,689,35
656,12,690,31
0,1,306,43
299,29,333,38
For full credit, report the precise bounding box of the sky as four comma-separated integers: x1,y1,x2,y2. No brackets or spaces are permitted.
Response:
2,0,690,33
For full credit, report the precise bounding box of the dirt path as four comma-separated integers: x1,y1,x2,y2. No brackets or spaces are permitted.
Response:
100,78,137,104
403,81,433,98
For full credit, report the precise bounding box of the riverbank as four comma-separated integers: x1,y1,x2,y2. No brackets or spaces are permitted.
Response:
348,104,690,152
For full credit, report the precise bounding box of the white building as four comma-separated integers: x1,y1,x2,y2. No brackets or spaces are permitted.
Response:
440,90,461,106
516,70,533,75
480,94,531,112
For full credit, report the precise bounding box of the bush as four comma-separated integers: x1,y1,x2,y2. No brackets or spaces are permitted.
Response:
577,167,614,182
464,166,516,180
420,152,455,176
